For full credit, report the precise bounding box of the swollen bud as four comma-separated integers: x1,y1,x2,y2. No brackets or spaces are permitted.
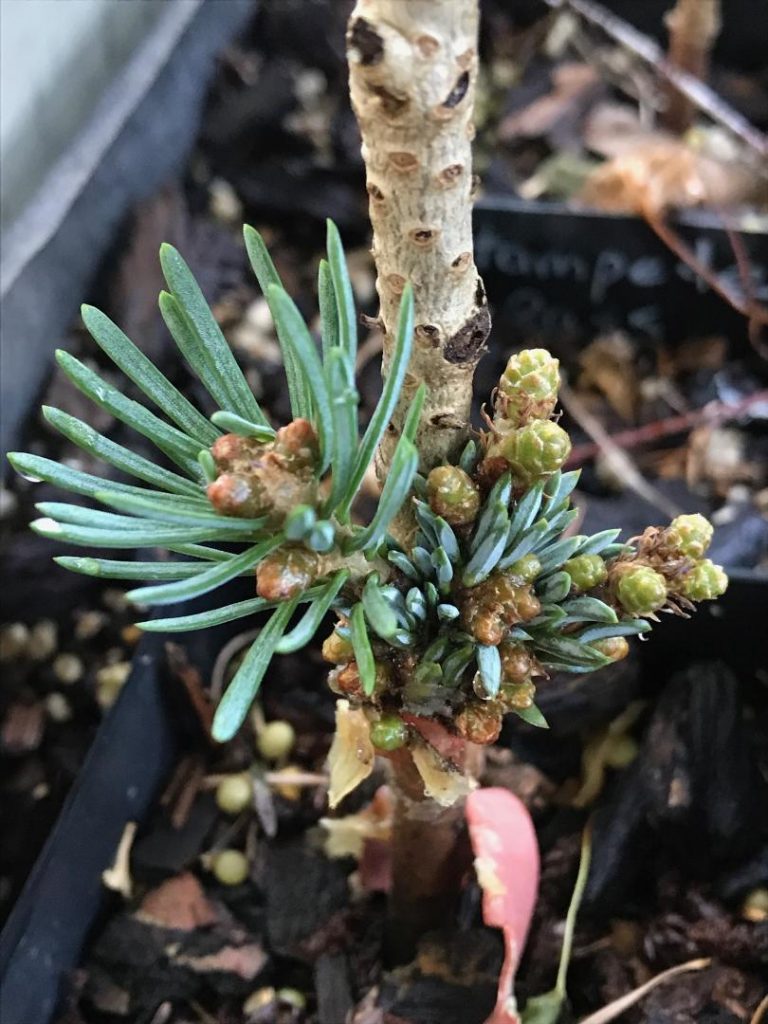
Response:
591,636,630,661
456,702,503,744
460,574,541,646
256,547,318,600
210,433,263,470
370,714,408,751
680,559,728,601
273,419,320,472
488,420,571,486
665,513,714,559
616,565,667,615
497,348,560,427
498,679,536,711
499,643,534,684
564,553,608,591
207,473,271,518
426,466,481,527
505,554,541,584
322,630,354,664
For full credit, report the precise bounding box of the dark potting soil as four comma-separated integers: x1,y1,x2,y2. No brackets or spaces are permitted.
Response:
2,1,767,1022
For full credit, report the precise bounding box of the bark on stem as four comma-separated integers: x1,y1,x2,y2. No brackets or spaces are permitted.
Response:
386,752,472,961
347,0,489,478
346,0,487,960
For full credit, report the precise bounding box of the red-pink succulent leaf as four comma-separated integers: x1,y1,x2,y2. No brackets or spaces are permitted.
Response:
466,788,540,1024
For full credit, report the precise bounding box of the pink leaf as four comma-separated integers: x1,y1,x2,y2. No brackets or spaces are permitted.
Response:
466,788,540,1024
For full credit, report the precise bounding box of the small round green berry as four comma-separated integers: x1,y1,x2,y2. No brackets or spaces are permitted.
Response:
492,420,572,485
564,553,608,591
215,773,253,815
498,349,560,426
616,566,668,615
680,559,728,601
257,720,296,761
506,553,541,584
370,714,408,751
666,513,714,559
211,849,249,886
426,466,481,526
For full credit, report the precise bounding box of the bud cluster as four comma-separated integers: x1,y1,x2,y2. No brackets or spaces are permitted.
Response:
19,210,735,779
607,513,727,617
207,420,321,524
481,349,571,486
319,395,728,756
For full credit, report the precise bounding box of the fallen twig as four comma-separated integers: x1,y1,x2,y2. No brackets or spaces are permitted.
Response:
546,0,768,162
210,628,260,702
578,958,712,1023
559,382,682,518
102,821,137,900
567,389,768,465
203,771,329,789
750,993,768,1024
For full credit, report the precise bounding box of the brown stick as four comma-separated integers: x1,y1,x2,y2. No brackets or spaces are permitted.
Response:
549,0,768,165
558,382,683,519
347,0,490,477
661,0,721,135
567,390,768,465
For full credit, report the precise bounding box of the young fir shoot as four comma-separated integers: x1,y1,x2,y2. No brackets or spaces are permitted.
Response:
11,225,728,798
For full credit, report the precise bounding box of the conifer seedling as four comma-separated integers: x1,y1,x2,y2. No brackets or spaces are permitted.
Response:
9,0,729,961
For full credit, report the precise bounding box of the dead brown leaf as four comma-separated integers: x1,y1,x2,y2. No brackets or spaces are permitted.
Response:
578,333,641,422
499,62,600,142
137,872,219,931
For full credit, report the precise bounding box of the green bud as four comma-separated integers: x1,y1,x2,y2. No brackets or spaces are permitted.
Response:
370,714,408,751
590,636,629,661
491,420,572,485
680,559,728,601
616,565,667,615
506,553,541,584
497,348,560,427
322,630,354,664
665,513,714,559
498,679,536,711
564,553,607,591
426,466,481,527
